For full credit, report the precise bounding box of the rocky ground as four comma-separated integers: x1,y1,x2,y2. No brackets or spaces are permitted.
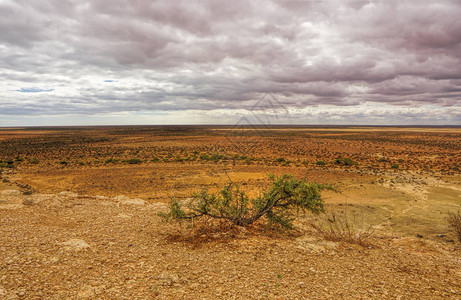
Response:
1,188,460,299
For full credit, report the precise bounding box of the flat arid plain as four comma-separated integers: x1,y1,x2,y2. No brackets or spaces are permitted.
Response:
1,126,460,299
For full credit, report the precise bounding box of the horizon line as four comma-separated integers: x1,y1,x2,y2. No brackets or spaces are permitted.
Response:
1,124,461,129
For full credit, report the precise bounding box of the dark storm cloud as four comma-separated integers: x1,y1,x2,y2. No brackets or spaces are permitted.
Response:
0,0,460,124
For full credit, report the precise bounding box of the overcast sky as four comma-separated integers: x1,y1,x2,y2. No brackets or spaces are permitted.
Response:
1,0,460,126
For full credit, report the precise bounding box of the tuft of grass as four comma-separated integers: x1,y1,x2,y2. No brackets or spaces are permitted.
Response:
310,210,374,246
447,211,461,243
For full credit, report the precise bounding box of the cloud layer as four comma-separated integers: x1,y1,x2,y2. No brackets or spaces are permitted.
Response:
1,0,460,125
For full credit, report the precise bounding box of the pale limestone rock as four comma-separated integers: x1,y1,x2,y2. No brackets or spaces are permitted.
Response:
60,239,90,251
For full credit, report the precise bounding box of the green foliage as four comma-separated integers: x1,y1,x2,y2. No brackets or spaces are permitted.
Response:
125,158,142,164
105,158,118,164
0,163,14,168
199,153,225,162
334,157,357,166
199,154,210,161
315,160,326,165
160,174,332,229
391,163,399,169
0,159,15,168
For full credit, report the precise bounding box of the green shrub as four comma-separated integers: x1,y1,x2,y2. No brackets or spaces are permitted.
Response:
315,160,326,166
0,163,14,168
160,174,333,229
211,154,224,162
105,158,117,164
199,154,210,161
126,158,142,164
391,163,399,169
334,157,357,166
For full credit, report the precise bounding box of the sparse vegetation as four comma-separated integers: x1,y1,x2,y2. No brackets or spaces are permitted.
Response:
160,174,332,230
105,158,118,164
391,163,399,169
125,158,142,164
447,211,461,243
334,157,357,166
310,211,374,246
0,126,461,298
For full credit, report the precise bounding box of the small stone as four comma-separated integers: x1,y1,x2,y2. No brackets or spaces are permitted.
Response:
77,286,96,298
113,195,146,205
60,239,90,251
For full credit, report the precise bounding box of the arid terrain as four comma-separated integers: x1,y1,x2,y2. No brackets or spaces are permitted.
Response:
1,126,460,299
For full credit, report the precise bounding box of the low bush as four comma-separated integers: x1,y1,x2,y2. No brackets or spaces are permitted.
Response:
0,163,14,168
126,158,142,164
199,154,210,161
315,160,326,165
160,174,333,230
334,157,357,166
447,211,461,243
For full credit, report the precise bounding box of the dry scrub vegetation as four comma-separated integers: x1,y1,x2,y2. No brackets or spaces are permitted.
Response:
1,126,461,298
160,174,331,229
447,211,461,243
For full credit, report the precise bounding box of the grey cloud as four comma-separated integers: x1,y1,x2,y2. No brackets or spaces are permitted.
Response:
0,0,460,124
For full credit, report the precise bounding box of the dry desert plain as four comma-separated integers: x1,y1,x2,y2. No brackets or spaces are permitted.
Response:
0,125,461,299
